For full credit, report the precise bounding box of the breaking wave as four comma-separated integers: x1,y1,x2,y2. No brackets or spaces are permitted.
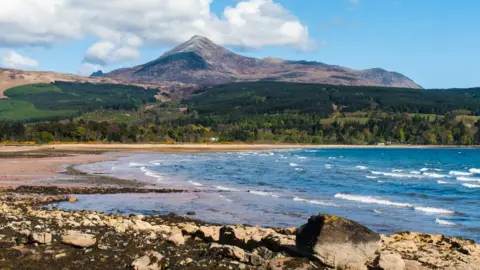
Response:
216,186,240,192
463,183,480,188
449,171,473,176
457,177,480,183
334,193,454,215
435,218,457,226
293,197,338,207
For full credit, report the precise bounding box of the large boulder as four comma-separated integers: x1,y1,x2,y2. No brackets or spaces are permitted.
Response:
296,214,381,269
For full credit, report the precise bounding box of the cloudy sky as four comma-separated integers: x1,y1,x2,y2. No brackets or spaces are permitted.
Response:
0,0,478,88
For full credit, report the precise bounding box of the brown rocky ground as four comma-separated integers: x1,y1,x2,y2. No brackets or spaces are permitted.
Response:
0,186,478,270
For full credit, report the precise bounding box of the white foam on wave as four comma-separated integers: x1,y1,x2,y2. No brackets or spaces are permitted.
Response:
129,162,144,167
437,181,451,185
457,177,480,183
373,209,382,214
297,156,308,160
449,171,473,176
141,167,163,180
325,164,333,169
423,172,448,179
249,190,279,198
463,183,480,188
371,171,424,179
188,181,203,186
410,171,421,175
420,168,443,172
289,163,299,167
293,197,338,207
392,169,403,172
219,194,233,203
328,157,336,160
216,186,240,192
356,166,368,170
365,176,378,179
295,168,304,172
334,193,413,208
435,218,457,226
469,168,480,174
414,207,454,215
334,193,455,215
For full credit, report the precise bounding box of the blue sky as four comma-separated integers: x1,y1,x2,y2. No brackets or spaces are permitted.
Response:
1,0,479,89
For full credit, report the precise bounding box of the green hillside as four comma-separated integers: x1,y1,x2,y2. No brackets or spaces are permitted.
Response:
0,82,158,122
187,82,480,117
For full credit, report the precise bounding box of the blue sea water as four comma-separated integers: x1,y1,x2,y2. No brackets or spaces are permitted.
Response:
58,148,480,241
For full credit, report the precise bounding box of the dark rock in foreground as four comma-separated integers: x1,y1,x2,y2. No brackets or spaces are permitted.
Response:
296,214,381,269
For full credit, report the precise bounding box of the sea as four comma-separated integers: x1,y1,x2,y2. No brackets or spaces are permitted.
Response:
55,148,480,242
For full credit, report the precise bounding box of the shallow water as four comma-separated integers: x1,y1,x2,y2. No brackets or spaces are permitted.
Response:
57,148,480,241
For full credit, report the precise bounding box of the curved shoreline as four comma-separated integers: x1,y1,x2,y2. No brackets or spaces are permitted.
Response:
1,143,480,154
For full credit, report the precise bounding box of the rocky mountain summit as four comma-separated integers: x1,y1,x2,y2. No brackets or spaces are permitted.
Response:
104,36,422,89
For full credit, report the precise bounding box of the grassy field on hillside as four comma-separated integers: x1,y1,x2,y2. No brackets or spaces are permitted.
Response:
0,100,77,121
0,82,158,122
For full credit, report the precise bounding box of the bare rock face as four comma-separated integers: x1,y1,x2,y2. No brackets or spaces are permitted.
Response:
296,214,381,269
374,251,405,270
61,231,96,248
381,232,480,270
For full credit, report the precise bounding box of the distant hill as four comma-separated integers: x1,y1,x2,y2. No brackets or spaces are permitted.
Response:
90,70,104,77
104,36,422,89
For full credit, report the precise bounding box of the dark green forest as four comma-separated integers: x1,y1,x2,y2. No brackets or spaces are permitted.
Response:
1,81,480,145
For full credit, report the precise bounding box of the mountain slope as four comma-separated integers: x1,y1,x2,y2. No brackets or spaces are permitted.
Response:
104,36,422,89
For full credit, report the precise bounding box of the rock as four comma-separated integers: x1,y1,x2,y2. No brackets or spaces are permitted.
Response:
209,243,249,263
381,232,480,270
133,220,153,231
167,232,185,246
374,252,405,270
61,231,96,248
29,232,52,244
67,196,78,203
55,253,67,259
178,223,199,235
179,258,194,265
186,211,196,216
267,258,296,270
253,246,274,260
296,214,381,269
198,226,221,242
249,253,265,266
132,251,163,270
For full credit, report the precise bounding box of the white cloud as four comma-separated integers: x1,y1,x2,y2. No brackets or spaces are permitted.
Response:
76,63,103,76
1,51,39,69
0,0,82,47
0,0,313,50
83,41,140,66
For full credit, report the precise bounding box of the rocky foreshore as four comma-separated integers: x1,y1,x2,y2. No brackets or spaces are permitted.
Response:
0,187,478,270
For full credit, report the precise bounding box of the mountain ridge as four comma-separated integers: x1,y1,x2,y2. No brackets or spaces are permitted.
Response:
104,36,422,89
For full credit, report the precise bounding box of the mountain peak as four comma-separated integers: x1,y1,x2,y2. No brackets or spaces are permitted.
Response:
162,35,221,59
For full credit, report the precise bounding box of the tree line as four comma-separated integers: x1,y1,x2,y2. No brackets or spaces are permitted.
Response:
1,113,479,145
